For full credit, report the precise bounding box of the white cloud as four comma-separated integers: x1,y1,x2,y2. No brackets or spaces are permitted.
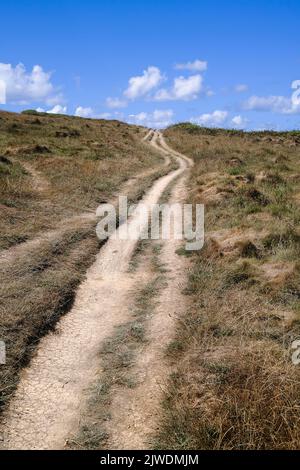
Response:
128,109,174,128
152,109,174,122
46,93,65,106
106,63,208,106
243,83,300,115
75,106,94,118
190,111,250,129
36,105,67,114
124,66,164,100
0,79,6,104
191,110,228,127
106,97,128,108
235,84,248,93
231,115,248,129
244,95,289,112
175,59,207,72
46,104,67,114
130,112,148,122
154,75,203,101
0,62,63,105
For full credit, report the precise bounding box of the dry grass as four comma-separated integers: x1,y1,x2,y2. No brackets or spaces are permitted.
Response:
0,224,100,408
0,110,162,250
155,123,300,449
0,111,166,411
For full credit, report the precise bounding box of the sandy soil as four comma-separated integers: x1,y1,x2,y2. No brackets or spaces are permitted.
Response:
104,176,189,449
20,160,50,192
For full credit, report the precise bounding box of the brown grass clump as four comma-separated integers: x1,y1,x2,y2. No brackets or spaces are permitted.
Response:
260,261,296,287
155,123,300,450
0,225,100,408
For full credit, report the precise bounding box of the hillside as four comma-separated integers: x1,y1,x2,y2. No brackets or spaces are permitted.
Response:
0,111,166,410
156,123,300,449
1,115,300,450
0,110,162,250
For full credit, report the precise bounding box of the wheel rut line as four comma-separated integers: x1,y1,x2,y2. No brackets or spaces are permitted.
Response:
0,152,168,265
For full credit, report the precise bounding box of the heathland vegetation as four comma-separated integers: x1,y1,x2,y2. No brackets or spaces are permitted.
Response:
157,123,300,449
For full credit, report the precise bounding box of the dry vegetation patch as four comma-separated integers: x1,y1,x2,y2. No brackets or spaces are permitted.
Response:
0,110,161,250
156,123,300,449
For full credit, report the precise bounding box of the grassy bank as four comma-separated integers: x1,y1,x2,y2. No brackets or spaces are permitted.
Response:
156,123,300,449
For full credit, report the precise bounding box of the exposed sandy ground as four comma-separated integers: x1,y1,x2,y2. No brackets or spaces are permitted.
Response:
0,131,191,450
18,160,50,192
105,176,189,449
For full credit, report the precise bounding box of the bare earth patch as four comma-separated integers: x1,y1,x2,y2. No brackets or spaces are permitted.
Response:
104,177,189,450
260,261,296,286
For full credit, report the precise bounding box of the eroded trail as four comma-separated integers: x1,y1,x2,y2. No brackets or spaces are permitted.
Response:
104,176,190,449
1,131,191,450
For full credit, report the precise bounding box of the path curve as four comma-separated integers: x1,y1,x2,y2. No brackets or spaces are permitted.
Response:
0,142,168,265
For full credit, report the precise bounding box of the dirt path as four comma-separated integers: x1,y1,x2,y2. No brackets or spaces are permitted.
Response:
142,129,154,142
20,160,50,192
150,131,171,166
105,175,189,449
0,131,191,450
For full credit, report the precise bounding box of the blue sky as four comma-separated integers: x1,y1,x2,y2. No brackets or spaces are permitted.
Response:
1,0,300,130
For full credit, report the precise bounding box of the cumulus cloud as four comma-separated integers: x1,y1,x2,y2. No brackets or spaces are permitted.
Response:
0,62,63,105
124,66,164,100
243,82,300,114
0,79,5,104
235,84,248,93
128,109,174,128
154,75,203,101
47,104,67,114
37,105,67,114
174,59,207,72
191,110,228,127
106,63,209,106
75,106,94,118
106,97,128,108
130,112,148,122
231,115,248,129
243,95,292,113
